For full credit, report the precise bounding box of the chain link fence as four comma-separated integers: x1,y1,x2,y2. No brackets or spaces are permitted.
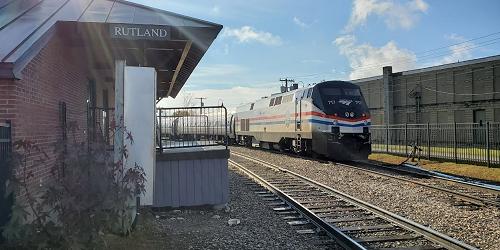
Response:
371,122,500,167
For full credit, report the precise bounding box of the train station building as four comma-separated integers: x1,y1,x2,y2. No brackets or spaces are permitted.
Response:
0,0,223,205
353,55,500,125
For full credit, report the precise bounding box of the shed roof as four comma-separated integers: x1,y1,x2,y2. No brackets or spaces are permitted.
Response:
0,0,222,98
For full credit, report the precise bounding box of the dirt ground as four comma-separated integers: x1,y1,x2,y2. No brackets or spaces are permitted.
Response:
104,170,329,250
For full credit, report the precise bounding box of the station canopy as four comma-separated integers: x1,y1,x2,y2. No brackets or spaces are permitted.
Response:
0,0,222,98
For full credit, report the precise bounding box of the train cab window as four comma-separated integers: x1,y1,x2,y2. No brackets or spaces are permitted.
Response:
275,96,282,105
322,88,341,95
344,88,361,96
269,98,275,106
250,103,254,110
307,88,313,98
301,90,307,99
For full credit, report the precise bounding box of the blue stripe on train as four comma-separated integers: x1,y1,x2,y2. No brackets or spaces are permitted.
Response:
308,119,371,127
248,119,370,127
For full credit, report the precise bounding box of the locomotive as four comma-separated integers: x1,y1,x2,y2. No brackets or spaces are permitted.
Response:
232,80,371,160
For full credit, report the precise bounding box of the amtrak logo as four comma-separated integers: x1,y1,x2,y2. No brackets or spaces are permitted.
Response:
339,99,353,106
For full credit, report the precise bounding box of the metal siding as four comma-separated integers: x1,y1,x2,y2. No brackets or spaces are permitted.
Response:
132,6,160,24
0,0,66,61
78,0,113,22
171,160,180,207
193,159,203,204
220,159,229,203
0,0,42,29
180,160,188,206
106,1,134,23
5,0,92,62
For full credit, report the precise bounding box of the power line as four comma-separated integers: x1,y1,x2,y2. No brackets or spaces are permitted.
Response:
279,78,295,92
282,31,500,81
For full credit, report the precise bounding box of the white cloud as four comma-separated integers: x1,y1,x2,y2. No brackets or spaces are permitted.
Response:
334,35,417,79
345,0,428,31
293,17,308,28
437,34,474,64
222,26,283,46
158,86,274,114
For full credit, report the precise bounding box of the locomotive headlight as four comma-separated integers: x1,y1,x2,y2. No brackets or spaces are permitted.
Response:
350,112,354,117
345,112,349,117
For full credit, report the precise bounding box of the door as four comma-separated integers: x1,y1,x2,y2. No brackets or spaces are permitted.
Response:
295,98,302,131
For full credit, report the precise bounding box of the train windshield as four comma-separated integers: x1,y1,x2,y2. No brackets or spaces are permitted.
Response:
315,86,369,118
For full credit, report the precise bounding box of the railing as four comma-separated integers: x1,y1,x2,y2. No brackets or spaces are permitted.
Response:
370,123,500,167
157,106,228,152
88,107,115,147
0,121,11,163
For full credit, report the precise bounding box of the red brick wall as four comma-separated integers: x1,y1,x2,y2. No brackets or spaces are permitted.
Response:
1,36,90,190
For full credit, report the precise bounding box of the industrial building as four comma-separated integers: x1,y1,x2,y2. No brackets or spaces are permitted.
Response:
352,55,500,125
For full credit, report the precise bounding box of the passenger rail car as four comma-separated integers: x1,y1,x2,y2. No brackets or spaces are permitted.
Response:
232,81,371,160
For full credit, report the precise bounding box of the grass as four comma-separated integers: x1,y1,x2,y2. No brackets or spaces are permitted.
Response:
369,153,500,183
372,144,500,164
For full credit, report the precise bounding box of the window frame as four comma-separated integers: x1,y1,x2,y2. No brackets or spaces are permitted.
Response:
274,96,282,105
269,98,275,107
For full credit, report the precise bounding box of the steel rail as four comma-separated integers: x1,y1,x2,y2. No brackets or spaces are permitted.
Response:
336,162,500,207
229,159,367,250
358,160,500,193
232,146,499,206
231,151,479,250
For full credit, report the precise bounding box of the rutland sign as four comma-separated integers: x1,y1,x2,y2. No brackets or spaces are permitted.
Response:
109,24,171,41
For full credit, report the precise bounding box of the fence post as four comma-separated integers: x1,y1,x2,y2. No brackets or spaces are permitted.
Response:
158,109,163,154
426,123,431,160
386,124,389,153
404,123,408,156
486,122,491,168
453,122,458,164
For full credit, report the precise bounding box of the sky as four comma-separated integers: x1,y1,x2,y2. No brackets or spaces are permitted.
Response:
130,0,500,112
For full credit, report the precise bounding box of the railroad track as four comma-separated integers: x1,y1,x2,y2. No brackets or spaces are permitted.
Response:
343,161,500,208
230,151,479,250
231,146,500,208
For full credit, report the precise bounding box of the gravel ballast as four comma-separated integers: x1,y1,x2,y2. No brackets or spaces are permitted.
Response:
231,146,500,250
108,168,329,249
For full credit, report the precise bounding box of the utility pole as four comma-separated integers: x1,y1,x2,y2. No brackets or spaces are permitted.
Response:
280,78,294,92
195,97,206,114
195,97,206,107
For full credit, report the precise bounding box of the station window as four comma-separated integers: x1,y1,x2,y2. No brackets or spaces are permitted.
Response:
275,96,282,105
269,98,275,107
250,103,254,110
